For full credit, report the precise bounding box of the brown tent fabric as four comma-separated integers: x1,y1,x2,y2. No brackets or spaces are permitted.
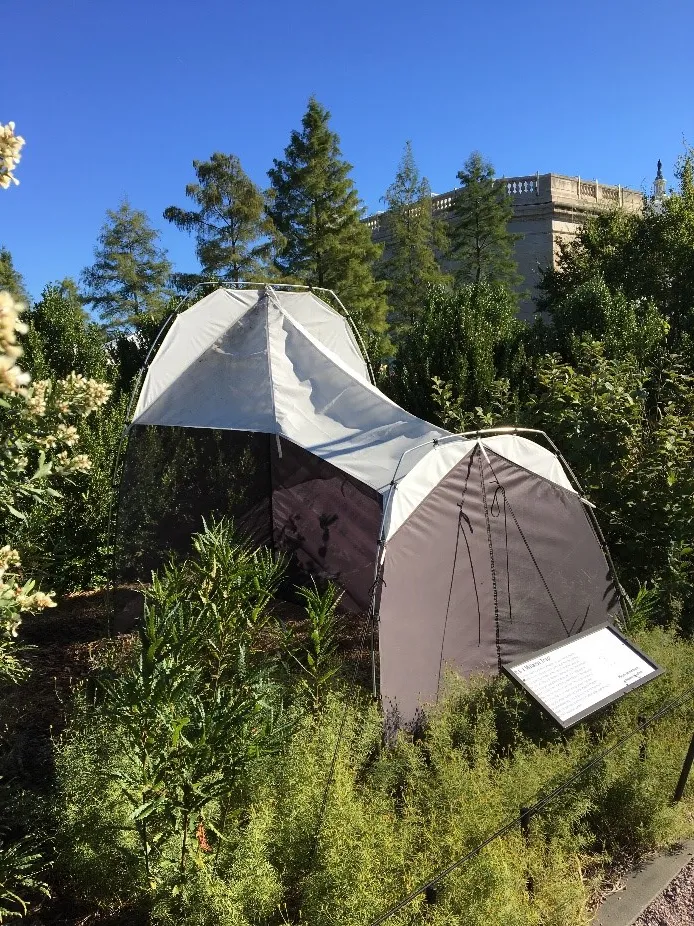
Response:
378,446,622,724
270,437,383,611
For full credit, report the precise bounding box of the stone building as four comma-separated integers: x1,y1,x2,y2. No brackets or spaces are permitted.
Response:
364,173,644,320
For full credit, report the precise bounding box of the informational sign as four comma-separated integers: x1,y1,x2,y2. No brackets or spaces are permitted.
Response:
502,623,663,729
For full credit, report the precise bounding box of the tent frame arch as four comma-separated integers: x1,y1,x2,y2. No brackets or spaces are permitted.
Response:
368,425,629,698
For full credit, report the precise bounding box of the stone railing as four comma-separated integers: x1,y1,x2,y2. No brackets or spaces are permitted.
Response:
600,186,620,203
363,215,382,233
551,174,633,207
507,176,539,195
580,180,597,198
363,173,641,233
432,192,454,213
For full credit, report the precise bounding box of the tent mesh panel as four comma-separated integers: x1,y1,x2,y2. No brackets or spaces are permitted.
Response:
113,427,382,614
114,426,272,585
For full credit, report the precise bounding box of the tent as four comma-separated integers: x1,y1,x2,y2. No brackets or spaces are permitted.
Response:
124,284,622,724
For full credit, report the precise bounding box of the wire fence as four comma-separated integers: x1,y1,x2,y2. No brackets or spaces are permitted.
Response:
366,682,694,925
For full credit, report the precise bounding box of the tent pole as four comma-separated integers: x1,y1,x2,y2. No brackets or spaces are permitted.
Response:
370,617,377,699
268,433,276,555
317,287,377,386
368,543,385,701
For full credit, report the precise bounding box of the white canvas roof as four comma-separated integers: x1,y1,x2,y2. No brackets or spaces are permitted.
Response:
132,287,576,540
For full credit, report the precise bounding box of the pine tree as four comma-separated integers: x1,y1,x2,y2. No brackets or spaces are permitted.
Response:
0,247,30,304
449,152,521,292
81,200,173,333
379,141,449,332
267,98,388,337
164,153,277,290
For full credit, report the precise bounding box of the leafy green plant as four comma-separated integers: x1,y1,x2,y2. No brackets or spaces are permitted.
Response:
0,780,49,922
525,339,694,629
394,282,527,423
55,623,694,926
280,581,342,712
82,520,292,882
0,834,49,922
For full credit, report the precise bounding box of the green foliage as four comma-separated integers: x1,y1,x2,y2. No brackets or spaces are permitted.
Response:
268,98,388,340
281,581,342,712
432,373,520,432
0,836,49,921
449,152,521,292
1,280,122,590
164,153,278,286
0,250,29,305
394,282,527,423
64,521,291,886
50,520,694,924
81,199,173,333
15,392,127,592
22,280,110,381
540,149,694,354
547,276,669,364
0,779,50,921
525,340,694,628
378,142,449,334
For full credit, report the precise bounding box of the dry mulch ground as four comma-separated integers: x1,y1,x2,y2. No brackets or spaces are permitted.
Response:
2,588,140,771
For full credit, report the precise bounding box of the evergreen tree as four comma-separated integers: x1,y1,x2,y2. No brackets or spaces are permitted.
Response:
81,200,173,333
164,153,277,290
0,247,30,303
267,98,388,337
449,152,521,292
23,280,110,380
394,282,526,423
379,142,449,332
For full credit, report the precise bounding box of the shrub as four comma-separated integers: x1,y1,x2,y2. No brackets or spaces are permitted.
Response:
52,521,694,925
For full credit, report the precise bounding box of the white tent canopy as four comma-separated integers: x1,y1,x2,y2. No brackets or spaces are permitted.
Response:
128,285,620,723
133,286,575,541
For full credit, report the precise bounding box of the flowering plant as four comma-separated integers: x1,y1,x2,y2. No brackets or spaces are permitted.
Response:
0,544,55,682
1,290,112,682
0,121,25,189
1,292,112,519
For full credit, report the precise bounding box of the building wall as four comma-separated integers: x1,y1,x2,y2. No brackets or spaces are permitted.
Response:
364,173,643,321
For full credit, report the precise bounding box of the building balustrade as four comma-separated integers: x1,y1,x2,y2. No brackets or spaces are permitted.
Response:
507,177,538,195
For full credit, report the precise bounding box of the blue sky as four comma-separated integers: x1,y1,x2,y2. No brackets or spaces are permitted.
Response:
3,0,693,301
